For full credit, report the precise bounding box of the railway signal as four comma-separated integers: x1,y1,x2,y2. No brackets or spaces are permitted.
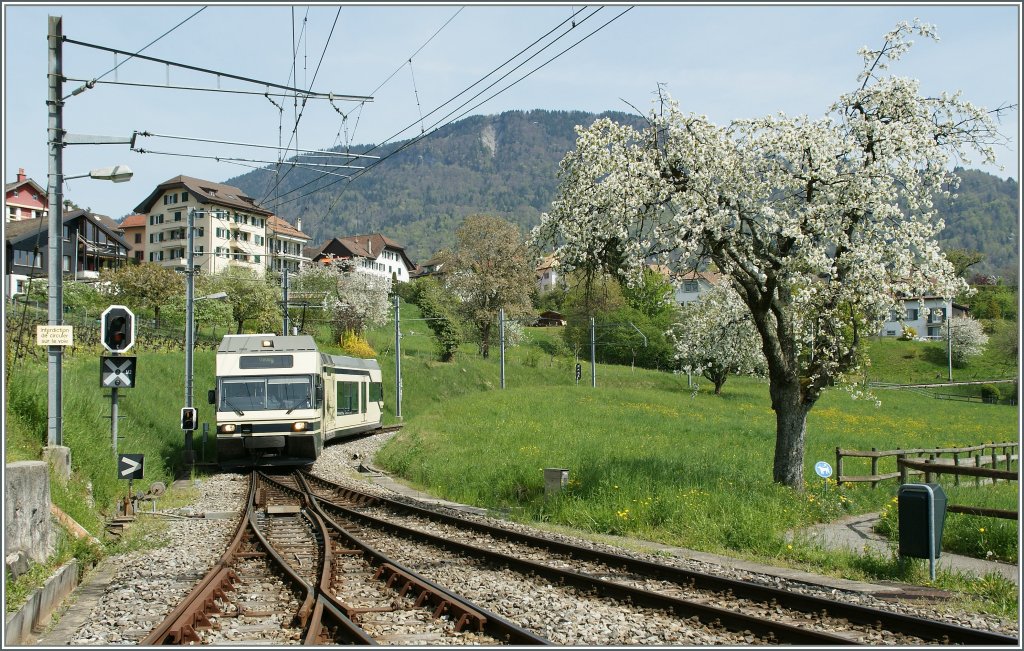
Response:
180,407,198,431
101,305,135,353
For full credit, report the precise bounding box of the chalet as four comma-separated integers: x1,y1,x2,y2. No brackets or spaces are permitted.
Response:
536,310,567,327
411,254,445,279
5,168,48,222
4,209,130,300
308,233,415,283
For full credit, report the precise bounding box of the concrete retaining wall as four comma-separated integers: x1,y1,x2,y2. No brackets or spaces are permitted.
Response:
4,461,55,564
4,558,78,646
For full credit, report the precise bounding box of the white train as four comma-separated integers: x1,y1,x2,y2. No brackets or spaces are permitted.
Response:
208,334,384,468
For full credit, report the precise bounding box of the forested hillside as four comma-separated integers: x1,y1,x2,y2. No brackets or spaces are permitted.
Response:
225,110,1018,279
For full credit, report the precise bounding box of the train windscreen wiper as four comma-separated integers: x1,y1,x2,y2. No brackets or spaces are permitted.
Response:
223,396,245,416
285,395,310,415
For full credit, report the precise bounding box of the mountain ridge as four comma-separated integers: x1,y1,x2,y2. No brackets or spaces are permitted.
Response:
224,109,1019,280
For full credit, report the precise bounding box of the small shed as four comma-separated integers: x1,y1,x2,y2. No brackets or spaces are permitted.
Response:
536,311,566,327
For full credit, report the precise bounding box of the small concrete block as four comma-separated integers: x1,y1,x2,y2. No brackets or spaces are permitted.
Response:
42,446,71,484
266,505,301,515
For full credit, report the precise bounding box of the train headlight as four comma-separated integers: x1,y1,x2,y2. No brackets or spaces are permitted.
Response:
291,421,308,432
218,424,237,433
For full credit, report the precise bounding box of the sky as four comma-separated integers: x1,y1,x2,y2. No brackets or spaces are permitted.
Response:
3,2,1020,223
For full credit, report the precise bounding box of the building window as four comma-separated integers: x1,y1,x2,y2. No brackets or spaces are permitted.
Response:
63,226,70,241
906,308,919,321
180,191,189,202
62,255,70,272
683,280,699,292
174,211,182,222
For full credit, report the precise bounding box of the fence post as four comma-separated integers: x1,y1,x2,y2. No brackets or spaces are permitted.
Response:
990,442,997,484
952,452,960,486
923,458,933,484
835,447,843,486
870,447,878,489
898,453,908,484
975,454,982,488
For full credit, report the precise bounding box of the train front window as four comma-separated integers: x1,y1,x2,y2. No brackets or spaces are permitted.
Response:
219,375,313,412
268,377,312,411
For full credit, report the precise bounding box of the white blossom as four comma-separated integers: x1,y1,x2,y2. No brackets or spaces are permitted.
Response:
530,23,1006,488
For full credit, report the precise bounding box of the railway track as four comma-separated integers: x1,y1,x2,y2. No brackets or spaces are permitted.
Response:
300,469,1020,646
144,471,546,645
144,468,1018,645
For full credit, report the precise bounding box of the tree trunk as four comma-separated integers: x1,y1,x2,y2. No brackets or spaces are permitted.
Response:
236,320,244,334
770,378,809,489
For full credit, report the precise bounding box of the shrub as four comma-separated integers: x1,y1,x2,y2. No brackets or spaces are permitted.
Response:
979,384,1000,404
898,326,918,341
339,330,377,358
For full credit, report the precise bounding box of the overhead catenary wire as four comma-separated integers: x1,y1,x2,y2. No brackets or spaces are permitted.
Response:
131,147,366,174
271,6,629,233
64,6,207,99
258,6,345,206
62,36,370,101
263,5,596,221
132,131,380,159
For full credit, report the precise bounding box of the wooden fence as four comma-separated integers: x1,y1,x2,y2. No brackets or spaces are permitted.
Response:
835,441,1019,489
894,458,1018,520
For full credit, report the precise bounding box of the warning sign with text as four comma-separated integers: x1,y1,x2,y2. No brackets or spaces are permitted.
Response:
36,325,73,347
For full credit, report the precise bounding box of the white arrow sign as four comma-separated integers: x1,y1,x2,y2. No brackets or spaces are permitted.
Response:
102,358,134,387
119,456,141,477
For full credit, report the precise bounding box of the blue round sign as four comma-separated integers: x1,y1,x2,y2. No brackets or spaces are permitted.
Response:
814,461,833,479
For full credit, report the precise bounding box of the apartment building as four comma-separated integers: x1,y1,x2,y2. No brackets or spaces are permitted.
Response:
133,176,272,275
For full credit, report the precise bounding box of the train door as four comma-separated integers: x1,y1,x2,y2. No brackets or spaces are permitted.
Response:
364,378,372,423
322,370,336,437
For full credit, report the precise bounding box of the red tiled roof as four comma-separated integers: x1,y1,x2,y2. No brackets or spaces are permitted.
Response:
266,215,309,240
119,214,146,228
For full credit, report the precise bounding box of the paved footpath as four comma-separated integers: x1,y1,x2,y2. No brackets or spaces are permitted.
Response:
794,512,1019,584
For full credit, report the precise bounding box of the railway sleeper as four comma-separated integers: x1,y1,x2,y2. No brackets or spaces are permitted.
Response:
371,563,487,633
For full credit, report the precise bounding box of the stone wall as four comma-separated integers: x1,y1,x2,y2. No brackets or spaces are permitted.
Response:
4,461,55,567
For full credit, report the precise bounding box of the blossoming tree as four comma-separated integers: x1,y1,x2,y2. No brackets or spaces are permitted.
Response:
292,259,392,338
531,21,1009,488
944,315,989,367
668,283,766,395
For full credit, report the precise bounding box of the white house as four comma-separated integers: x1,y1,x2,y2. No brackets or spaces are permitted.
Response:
879,297,970,339
536,254,561,293
308,233,416,283
673,270,722,305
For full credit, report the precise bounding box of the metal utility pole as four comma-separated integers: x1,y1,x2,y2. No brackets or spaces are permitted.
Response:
394,295,402,420
46,15,64,447
590,316,596,388
184,208,196,410
282,268,289,335
946,302,953,382
499,308,506,389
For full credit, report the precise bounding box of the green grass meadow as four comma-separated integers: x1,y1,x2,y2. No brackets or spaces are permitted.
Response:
4,301,1020,616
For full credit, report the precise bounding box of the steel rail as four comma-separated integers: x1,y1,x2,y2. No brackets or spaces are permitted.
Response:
309,485,850,645
304,471,1020,646
140,473,255,645
293,472,549,645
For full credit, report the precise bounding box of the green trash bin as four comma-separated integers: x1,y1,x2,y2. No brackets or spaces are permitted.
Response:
897,483,947,559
